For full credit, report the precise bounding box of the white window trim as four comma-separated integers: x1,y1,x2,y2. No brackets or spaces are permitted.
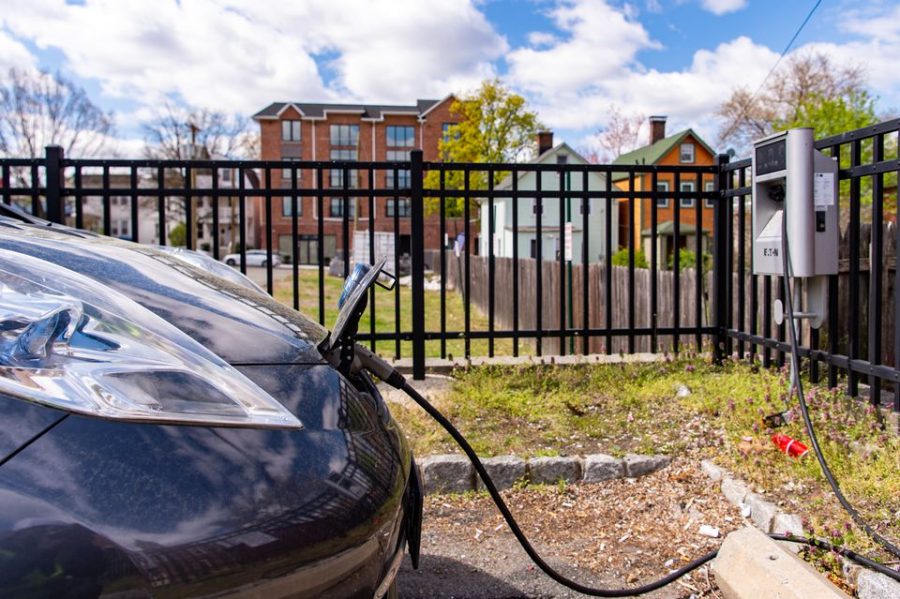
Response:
655,181,670,208
704,181,715,208
679,181,696,208
679,143,695,164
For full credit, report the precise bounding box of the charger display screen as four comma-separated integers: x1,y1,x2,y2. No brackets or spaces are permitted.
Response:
756,140,786,175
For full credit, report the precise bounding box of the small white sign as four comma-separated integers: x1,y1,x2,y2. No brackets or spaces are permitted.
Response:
814,172,835,207
564,222,573,261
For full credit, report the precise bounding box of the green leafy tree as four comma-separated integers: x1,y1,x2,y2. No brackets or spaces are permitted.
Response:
168,222,187,247
774,90,876,137
426,79,543,216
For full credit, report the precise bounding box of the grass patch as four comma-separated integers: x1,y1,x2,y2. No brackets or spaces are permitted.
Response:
271,269,517,358
389,357,900,565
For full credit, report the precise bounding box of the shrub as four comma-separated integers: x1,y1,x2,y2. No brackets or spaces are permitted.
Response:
611,247,649,268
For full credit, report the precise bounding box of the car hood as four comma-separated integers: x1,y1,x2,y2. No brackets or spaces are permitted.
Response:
0,221,329,365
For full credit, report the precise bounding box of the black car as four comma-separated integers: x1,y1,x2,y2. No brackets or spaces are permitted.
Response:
0,216,420,598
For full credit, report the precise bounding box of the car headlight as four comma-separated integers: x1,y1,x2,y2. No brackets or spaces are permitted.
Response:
0,249,302,430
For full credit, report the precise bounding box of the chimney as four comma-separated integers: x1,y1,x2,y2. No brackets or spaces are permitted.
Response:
537,130,553,155
649,116,667,145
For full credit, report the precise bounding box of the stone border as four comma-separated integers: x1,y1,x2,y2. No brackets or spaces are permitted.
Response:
700,459,900,599
418,452,671,495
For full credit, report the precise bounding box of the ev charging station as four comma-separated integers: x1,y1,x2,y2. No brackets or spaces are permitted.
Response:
752,128,839,329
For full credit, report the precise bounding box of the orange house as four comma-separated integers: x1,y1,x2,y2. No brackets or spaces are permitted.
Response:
613,116,717,264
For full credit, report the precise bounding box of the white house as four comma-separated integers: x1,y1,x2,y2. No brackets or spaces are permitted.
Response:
477,137,618,263
75,166,258,253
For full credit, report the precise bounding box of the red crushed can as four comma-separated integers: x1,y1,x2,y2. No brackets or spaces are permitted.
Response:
771,433,809,458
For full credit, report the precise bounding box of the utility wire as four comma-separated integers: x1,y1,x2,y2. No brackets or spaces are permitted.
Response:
719,0,823,142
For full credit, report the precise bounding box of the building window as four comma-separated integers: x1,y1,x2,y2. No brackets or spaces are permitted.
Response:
387,125,415,147
386,198,410,217
329,197,356,218
679,143,695,163
704,181,715,208
386,149,411,188
111,218,130,238
442,123,459,141
329,149,358,189
679,181,695,208
282,157,301,181
655,181,669,208
282,120,301,141
330,124,359,147
282,197,303,217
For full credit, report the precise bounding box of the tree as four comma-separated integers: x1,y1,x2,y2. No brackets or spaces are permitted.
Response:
427,79,543,215
168,222,187,248
774,89,876,138
141,102,259,248
0,68,115,158
590,106,645,163
142,101,257,160
717,52,869,151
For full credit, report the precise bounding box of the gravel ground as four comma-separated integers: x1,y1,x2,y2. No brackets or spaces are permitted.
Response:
398,458,742,598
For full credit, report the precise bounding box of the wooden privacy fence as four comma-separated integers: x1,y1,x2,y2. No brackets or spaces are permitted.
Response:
448,254,710,355
447,222,896,368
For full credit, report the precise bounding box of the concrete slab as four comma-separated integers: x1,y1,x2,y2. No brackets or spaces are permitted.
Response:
712,526,851,599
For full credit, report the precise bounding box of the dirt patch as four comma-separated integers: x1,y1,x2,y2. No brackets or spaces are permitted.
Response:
400,458,741,598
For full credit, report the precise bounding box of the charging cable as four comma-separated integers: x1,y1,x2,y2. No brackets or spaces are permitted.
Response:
353,345,900,594
780,217,900,560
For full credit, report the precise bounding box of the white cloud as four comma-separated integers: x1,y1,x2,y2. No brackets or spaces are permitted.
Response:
507,0,658,94
0,0,506,117
699,0,748,16
0,28,36,74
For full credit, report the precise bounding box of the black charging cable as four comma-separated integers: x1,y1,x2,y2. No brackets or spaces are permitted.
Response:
780,217,900,560
394,377,900,590
353,309,900,594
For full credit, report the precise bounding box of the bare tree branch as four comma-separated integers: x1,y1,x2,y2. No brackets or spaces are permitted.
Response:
0,68,115,158
717,50,867,150
590,106,645,163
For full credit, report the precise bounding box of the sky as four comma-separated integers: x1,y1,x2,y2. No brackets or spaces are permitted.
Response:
0,0,898,158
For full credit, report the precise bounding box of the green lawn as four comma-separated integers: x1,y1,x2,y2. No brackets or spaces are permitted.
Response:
271,269,518,359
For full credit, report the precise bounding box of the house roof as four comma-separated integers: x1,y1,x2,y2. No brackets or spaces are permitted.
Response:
252,99,444,121
611,129,716,181
493,141,604,192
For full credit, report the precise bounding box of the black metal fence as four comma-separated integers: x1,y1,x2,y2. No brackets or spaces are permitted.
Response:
1,120,897,412
722,119,899,412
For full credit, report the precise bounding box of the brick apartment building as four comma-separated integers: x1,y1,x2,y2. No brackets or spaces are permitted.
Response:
252,96,467,264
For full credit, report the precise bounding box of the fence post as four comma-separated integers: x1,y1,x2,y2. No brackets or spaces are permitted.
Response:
712,153,730,363
410,149,426,380
45,145,65,224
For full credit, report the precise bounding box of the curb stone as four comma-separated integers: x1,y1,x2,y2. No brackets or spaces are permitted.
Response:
857,570,900,599
623,453,671,478
745,492,779,531
419,455,473,494
475,455,527,491
420,452,670,494
583,454,625,482
721,478,750,505
529,456,582,485
697,461,900,595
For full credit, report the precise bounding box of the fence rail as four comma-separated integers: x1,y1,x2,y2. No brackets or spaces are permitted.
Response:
1,118,898,411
